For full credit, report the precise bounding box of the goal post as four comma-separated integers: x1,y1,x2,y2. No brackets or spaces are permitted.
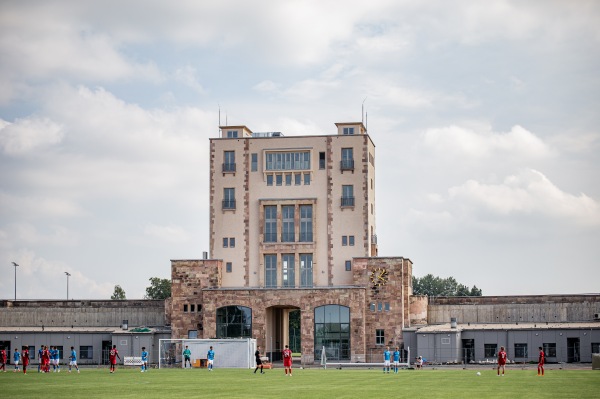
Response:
158,338,256,369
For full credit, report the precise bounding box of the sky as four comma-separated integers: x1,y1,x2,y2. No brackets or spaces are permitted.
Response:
0,1,599,300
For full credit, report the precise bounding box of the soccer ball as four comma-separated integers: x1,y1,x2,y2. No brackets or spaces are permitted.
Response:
476,372,481,376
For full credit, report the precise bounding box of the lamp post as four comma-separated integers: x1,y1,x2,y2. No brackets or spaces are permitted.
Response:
12,262,19,301
65,272,71,300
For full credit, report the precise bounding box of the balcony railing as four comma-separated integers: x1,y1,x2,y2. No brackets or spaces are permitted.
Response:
340,159,354,171
222,163,236,173
341,196,355,207
222,199,236,210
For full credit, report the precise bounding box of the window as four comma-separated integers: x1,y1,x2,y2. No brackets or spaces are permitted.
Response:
514,343,528,358
299,205,313,242
265,151,310,171
285,173,292,186
341,185,354,207
349,236,355,246
343,127,355,135
370,303,376,312
190,304,195,312
251,153,258,172
276,174,282,186
223,188,235,209
216,306,252,338
229,237,235,248
223,151,235,172
345,260,351,271
197,304,202,313
376,329,385,345
282,206,295,242
300,254,313,287
592,343,600,354
315,305,350,360
264,206,277,242
384,303,390,311
267,174,273,186
319,152,325,169
188,330,198,339
28,346,35,359
265,254,277,288
304,173,311,185
226,262,232,273
227,130,238,138
484,344,497,358
341,148,354,170
223,237,228,248
543,343,556,357
377,302,383,312
79,346,93,360
342,236,348,246
183,304,188,312
295,173,301,185
282,254,295,287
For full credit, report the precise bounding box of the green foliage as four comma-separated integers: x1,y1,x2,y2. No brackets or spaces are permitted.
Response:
145,277,171,299
413,274,482,296
0,368,597,399
110,284,126,300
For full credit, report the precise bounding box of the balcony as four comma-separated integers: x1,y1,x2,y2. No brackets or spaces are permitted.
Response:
222,163,236,173
341,196,355,207
222,199,236,210
340,159,354,171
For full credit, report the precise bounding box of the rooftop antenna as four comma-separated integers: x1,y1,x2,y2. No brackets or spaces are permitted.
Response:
362,97,367,124
366,111,368,132
218,104,221,135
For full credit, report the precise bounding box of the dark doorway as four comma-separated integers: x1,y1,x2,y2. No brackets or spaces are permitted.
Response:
567,338,580,363
462,339,475,364
101,341,112,365
289,309,301,353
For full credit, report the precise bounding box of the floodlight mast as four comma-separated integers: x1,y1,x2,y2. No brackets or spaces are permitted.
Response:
12,262,19,301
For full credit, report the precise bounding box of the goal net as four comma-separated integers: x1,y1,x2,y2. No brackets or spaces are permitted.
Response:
158,338,256,369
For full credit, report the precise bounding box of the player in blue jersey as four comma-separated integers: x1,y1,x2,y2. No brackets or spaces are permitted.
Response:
383,346,391,373
37,347,44,372
207,346,215,371
392,346,401,373
68,346,80,373
13,348,21,372
54,346,61,372
141,347,148,372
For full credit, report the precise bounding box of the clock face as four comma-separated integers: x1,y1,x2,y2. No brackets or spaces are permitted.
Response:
370,267,389,287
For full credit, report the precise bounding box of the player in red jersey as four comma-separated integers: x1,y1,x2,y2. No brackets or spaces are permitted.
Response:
109,345,121,373
42,346,51,372
537,346,545,376
22,346,30,374
497,346,507,376
0,346,7,372
282,345,293,376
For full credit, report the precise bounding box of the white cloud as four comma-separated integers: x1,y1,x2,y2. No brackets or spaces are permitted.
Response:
422,125,554,160
0,193,86,220
144,223,191,243
0,116,64,155
173,66,206,94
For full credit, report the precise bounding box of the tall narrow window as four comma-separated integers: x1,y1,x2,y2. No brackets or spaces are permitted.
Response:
342,236,348,246
282,254,295,287
349,236,355,246
341,185,354,207
223,151,235,172
267,174,273,186
223,237,228,248
304,173,311,185
295,173,301,185
341,148,354,171
300,254,313,287
229,238,235,248
264,206,277,242
226,262,232,273
265,254,277,288
276,174,283,186
285,173,292,186
223,188,235,209
376,329,385,345
299,205,313,242
282,205,295,242
251,153,258,171
319,152,325,169
345,260,351,271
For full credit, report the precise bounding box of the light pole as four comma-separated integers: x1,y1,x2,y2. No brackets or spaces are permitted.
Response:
12,262,19,301
65,272,71,300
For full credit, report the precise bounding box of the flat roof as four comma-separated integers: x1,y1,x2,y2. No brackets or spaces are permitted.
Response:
413,322,600,333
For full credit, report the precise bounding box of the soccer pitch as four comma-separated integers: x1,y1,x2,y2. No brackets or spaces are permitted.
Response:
2,367,598,398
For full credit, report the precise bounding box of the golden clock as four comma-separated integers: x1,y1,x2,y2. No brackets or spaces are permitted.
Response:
370,267,389,287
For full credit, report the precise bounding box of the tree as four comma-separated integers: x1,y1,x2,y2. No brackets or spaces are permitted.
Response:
145,277,171,300
412,274,482,297
111,285,126,300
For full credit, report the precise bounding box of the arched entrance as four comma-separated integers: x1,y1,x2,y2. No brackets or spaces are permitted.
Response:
265,305,300,362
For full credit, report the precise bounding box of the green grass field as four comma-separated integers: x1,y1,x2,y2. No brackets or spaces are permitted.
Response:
1,367,599,398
